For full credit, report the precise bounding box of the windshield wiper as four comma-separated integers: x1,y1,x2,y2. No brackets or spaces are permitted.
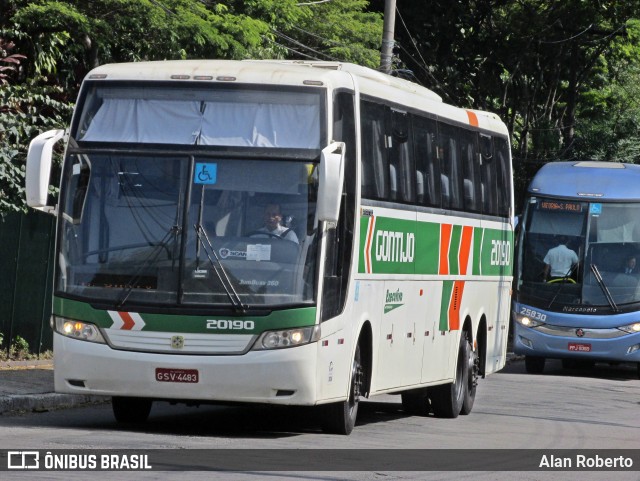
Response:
590,263,619,312
116,226,180,308
194,223,247,313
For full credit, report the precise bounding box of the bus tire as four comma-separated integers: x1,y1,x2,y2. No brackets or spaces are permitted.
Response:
460,335,477,415
321,343,363,435
430,334,468,418
112,396,152,423
525,356,545,374
401,388,429,416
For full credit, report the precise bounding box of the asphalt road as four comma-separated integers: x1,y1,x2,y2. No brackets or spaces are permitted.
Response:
0,358,638,480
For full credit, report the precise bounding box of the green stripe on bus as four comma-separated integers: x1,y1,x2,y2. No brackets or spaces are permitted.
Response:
53,297,317,334
440,281,454,331
448,225,462,275
415,221,440,274
473,227,484,276
359,215,512,276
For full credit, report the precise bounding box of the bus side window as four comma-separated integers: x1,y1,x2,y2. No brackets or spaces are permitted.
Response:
461,130,480,213
390,109,415,204
479,134,498,216
360,100,388,200
412,116,441,207
494,137,512,217
438,125,463,211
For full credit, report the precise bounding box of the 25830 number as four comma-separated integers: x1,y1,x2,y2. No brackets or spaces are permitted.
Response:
519,306,547,322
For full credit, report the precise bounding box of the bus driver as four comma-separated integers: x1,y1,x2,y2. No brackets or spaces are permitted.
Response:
251,203,299,244
543,235,578,281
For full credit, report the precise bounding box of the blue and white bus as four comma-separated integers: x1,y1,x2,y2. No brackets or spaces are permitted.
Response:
513,161,640,376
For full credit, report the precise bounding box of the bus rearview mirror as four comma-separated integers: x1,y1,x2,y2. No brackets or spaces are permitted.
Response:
317,142,345,223
26,129,65,213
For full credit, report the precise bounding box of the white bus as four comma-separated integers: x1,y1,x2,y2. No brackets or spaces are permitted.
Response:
26,60,514,434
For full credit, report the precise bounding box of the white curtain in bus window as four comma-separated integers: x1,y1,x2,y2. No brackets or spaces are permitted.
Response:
596,204,640,242
199,102,320,148
81,99,202,143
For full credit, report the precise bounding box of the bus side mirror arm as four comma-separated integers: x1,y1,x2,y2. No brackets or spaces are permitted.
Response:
316,142,346,224
25,129,65,214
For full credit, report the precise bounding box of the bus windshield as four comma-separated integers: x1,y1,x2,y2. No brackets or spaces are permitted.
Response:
57,153,318,310
517,197,640,311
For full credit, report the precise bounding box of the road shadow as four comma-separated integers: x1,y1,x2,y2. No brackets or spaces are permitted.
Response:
124,397,409,438
502,356,639,381
0,393,417,439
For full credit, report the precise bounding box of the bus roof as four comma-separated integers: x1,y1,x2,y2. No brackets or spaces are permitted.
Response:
85,59,508,136
528,161,640,200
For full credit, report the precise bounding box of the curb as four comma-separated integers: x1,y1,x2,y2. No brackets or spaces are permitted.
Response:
0,393,109,415
0,360,53,370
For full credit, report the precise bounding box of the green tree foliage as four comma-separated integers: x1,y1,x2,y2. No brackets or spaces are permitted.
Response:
377,0,640,206
0,0,383,213
574,19,640,163
0,31,73,212
9,0,270,84
277,0,382,67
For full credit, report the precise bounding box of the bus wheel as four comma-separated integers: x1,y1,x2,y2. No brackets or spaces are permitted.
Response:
430,334,469,418
112,396,152,423
525,356,546,374
401,388,429,416
321,343,363,435
460,335,477,415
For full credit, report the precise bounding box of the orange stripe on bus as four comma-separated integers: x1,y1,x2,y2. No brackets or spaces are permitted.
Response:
466,110,479,127
119,311,135,330
365,216,375,273
448,281,464,331
439,224,452,275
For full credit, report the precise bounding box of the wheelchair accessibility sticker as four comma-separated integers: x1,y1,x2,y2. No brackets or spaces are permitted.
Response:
194,163,217,184
589,203,602,215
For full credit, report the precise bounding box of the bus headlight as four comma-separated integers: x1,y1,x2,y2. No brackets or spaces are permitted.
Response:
252,325,320,350
515,315,545,328
54,316,106,344
618,322,640,334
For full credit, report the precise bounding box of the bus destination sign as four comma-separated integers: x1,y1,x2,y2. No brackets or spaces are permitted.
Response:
538,200,583,213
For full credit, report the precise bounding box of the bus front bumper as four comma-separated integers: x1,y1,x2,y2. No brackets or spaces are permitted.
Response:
53,333,320,405
513,323,640,362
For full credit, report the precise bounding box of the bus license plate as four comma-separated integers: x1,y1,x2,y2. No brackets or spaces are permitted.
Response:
568,342,591,352
155,368,199,383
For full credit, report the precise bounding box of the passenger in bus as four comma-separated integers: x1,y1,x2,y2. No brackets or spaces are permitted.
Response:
543,236,578,281
623,255,637,274
250,203,299,243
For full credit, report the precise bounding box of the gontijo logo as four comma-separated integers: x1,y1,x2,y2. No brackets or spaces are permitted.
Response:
363,215,415,274
376,230,415,263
